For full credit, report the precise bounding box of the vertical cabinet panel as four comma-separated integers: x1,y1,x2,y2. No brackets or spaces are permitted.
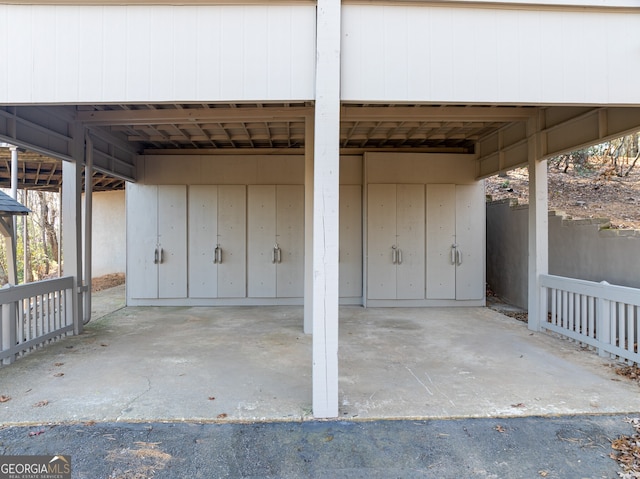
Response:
248,185,304,298
339,185,362,298
217,185,247,298
426,184,456,299
455,184,484,300
157,186,188,299
127,184,186,300
396,184,425,299
367,184,397,299
367,184,425,300
127,184,159,299
426,183,484,300
188,186,218,298
248,185,277,297
189,185,247,299
275,185,304,298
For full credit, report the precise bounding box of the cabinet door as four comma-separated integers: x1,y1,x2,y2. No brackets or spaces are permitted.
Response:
275,185,304,298
248,185,277,297
158,185,187,298
367,184,397,299
455,184,484,300
396,184,425,300
217,185,246,298
127,184,159,299
188,185,218,298
339,185,362,298
426,184,456,299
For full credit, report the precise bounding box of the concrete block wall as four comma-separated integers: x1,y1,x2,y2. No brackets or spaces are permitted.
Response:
87,190,126,277
486,199,640,310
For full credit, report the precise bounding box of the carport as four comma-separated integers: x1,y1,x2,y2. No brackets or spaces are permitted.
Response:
0,1,639,419
1,293,639,424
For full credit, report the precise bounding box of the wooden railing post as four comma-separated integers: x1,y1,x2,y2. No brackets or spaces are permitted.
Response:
65,287,75,332
597,281,611,358
539,284,548,330
2,299,17,365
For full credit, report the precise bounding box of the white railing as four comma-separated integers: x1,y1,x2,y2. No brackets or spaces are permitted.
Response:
0,276,75,365
540,274,640,363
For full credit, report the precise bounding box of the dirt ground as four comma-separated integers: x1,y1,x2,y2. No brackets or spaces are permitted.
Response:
485,157,640,230
91,272,125,292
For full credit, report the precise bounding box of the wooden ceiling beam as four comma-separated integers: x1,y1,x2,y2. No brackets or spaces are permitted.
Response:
77,106,312,125
341,106,538,122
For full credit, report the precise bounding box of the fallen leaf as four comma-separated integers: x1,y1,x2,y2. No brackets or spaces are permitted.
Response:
538,470,549,477
0,395,11,403
208,397,216,401
53,373,64,377
511,403,525,408
494,425,506,433
100,344,108,347
54,362,64,367
217,413,228,419
28,430,45,437
84,421,96,426
33,400,49,407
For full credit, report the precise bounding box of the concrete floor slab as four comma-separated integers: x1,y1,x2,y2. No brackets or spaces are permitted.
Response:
0,292,638,424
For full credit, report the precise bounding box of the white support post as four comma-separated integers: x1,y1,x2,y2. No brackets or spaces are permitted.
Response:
62,124,85,335
9,145,18,285
527,115,548,332
312,0,341,419
304,114,314,335
83,134,93,325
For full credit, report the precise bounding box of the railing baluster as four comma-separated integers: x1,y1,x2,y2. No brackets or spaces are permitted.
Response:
588,296,595,340
568,292,575,335
580,294,587,345
618,302,625,350
627,304,634,355
562,290,568,330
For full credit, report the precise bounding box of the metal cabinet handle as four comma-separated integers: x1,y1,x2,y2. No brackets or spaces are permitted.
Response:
273,244,282,264
391,245,397,264
159,248,164,264
450,244,457,265
456,249,462,265
276,245,282,263
397,249,403,265
154,248,159,264
214,245,222,264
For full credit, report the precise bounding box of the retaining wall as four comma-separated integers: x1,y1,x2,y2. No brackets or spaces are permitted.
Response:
486,199,640,309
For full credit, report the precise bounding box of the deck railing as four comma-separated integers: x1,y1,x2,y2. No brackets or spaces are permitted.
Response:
0,276,75,365
540,274,640,363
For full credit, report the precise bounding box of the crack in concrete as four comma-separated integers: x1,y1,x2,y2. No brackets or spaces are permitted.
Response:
116,376,152,421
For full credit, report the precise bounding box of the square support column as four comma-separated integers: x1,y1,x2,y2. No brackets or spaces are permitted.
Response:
312,0,341,419
62,125,85,335
304,114,314,335
527,117,548,332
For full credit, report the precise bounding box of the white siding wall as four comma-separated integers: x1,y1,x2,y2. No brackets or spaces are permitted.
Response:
83,190,126,277
342,5,640,105
0,5,316,103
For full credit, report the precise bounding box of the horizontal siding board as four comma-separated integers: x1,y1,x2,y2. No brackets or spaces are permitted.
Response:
342,5,640,104
0,5,315,103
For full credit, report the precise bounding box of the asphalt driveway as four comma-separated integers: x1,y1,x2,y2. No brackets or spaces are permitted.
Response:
0,415,631,478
